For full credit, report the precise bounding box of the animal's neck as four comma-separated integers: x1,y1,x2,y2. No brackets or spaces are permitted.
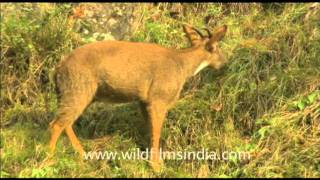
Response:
177,47,210,78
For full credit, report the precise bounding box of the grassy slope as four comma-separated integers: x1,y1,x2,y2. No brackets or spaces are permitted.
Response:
1,3,319,178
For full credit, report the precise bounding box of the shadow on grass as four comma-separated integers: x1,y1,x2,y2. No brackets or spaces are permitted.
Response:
74,102,150,150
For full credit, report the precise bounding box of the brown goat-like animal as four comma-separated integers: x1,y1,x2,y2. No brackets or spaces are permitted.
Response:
48,24,228,172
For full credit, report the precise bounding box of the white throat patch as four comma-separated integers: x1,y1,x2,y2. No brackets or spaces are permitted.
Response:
193,61,210,75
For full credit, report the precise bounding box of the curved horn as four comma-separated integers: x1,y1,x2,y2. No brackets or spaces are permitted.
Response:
183,24,204,46
202,28,212,38
191,27,205,39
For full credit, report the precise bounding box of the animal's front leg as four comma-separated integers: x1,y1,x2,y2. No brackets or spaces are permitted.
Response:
146,101,168,173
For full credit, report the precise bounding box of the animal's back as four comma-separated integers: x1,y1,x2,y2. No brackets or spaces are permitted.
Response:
55,40,183,103
60,40,177,76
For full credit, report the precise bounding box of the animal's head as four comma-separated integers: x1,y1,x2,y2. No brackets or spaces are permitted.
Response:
183,24,228,70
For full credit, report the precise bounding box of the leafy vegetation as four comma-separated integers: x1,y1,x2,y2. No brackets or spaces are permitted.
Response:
1,3,319,178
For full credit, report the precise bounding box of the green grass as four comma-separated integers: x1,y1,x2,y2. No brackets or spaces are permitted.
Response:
1,3,320,178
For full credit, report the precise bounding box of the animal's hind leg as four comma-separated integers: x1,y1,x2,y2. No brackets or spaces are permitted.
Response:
48,85,97,156
48,119,64,155
48,104,88,156
65,125,85,156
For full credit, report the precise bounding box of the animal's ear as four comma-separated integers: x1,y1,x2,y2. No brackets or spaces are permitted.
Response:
206,25,227,52
209,25,227,43
183,24,203,46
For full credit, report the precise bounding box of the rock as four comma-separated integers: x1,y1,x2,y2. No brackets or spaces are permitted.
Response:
72,3,138,41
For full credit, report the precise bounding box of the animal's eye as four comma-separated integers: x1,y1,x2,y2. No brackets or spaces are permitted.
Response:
205,45,213,52
205,43,216,52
